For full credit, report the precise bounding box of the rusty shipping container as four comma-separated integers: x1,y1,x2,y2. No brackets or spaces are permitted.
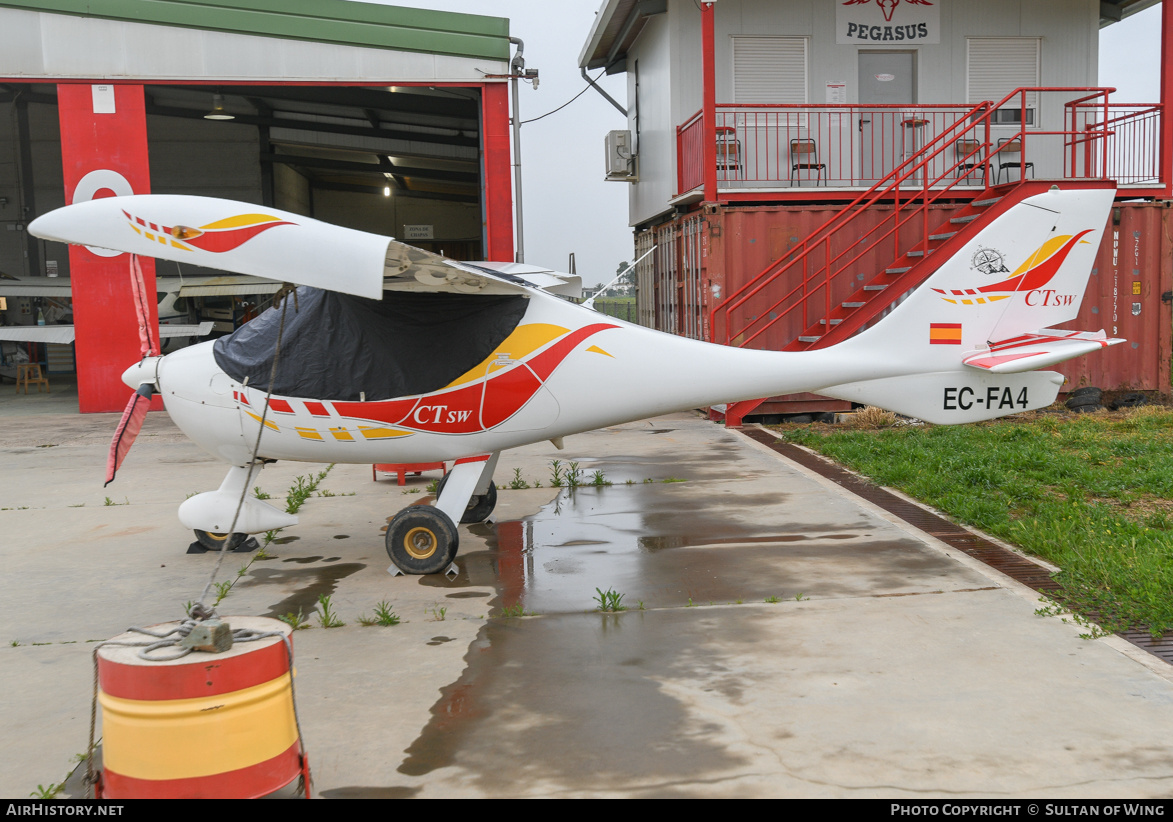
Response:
635,200,1173,414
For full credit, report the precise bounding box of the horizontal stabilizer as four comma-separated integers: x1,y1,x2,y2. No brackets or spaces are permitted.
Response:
821,370,1065,425
963,328,1124,374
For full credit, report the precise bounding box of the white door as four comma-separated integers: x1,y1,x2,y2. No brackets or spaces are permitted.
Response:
858,51,916,184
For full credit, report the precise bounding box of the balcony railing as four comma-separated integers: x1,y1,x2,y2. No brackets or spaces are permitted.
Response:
676,88,1165,197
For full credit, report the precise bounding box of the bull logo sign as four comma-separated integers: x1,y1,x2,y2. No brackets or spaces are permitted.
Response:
837,0,940,44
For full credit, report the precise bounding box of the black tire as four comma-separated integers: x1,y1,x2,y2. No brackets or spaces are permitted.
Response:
385,507,459,575
194,529,248,551
1066,391,1103,412
435,473,498,524
1110,391,1147,410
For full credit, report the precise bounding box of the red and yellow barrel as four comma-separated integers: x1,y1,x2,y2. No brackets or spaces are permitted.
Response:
96,616,308,798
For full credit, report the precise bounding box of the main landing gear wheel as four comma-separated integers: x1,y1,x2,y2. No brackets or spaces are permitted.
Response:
435,474,498,524
193,529,248,551
385,507,459,575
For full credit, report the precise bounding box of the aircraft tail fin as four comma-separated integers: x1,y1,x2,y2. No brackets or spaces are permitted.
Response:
820,184,1119,422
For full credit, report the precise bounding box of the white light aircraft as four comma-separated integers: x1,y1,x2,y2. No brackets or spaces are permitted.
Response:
28,186,1122,573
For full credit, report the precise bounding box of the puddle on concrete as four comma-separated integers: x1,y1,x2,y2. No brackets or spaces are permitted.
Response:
272,535,300,544
283,555,323,564
333,534,350,540
398,610,765,788
470,483,902,614
241,562,365,618
397,450,962,793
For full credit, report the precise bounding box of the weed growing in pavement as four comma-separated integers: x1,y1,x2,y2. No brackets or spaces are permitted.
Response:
253,486,271,500
29,784,63,799
509,468,531,490
316,594,345,628
1035,597,1110,640
566,461,584,488
373,600,401,626
549,460,565,487
499,603,531,618
284,465,335,513
794,593,807,601
764,595,780,604
429,605,448,622
212,580,232,605
593,587,626,612
591,470,611,487
279,609,311,630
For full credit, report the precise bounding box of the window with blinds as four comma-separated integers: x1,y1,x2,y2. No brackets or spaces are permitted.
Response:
732,36,808,104
967,38,1040,124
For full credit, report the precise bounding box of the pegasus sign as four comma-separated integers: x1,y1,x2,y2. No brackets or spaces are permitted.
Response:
838,0,939,44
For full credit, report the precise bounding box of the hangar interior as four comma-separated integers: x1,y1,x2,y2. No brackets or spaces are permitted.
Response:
0,83,490,373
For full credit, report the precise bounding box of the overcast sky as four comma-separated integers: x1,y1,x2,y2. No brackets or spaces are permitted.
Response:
380,1,1162,283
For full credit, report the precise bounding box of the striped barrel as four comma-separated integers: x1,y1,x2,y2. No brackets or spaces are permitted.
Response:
96,616,308,798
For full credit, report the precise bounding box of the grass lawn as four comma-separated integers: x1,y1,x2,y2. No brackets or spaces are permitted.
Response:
778,405,1173,637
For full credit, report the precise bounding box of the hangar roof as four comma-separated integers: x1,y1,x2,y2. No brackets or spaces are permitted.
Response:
0,0,510,61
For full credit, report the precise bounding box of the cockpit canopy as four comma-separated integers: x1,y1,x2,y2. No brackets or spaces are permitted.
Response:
213,287,529,401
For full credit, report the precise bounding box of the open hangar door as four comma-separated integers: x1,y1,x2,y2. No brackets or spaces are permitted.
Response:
4,81,488,280
0,82,490,371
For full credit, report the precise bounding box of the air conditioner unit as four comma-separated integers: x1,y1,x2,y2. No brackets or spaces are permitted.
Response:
605,130,637,181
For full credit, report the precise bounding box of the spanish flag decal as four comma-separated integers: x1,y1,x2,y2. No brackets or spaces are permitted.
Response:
929,323,962,345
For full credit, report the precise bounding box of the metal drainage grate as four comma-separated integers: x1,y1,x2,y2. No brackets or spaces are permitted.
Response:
741,427,1173,667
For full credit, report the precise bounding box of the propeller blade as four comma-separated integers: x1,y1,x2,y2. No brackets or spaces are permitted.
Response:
106,384,153,486
129,254,158,358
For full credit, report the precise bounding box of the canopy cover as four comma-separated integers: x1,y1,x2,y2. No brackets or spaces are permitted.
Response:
213,287,529,401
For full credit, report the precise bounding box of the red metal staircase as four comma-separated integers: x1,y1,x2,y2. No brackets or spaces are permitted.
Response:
709,97,1050,426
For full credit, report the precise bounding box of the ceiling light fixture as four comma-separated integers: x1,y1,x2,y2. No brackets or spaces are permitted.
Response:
383,185,391,197
204,93,235,121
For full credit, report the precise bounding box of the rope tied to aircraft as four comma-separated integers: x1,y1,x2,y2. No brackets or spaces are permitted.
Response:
80,279,310,797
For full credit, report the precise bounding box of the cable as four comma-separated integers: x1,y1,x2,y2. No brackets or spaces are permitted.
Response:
520,71,606,125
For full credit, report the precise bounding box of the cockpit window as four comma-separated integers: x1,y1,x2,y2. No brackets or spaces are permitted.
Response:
213,287,529,401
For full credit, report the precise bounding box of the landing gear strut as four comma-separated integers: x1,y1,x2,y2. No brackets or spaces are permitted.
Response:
435,473,498,523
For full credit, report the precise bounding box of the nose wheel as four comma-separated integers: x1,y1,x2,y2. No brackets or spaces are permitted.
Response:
193,529,249,551
385,506,459,575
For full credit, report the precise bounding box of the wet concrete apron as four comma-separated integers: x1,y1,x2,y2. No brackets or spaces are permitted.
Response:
8,411,1173,798
318,418,1173,798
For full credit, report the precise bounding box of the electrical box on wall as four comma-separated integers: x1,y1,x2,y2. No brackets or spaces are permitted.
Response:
605,130,637,181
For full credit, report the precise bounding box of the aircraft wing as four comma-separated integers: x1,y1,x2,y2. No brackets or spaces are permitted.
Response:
0,322,212,344
159,322,215,338
963,328,1124,374
0,277,74,297
175,277,283,297
29,195,563,301
0,325,76,343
